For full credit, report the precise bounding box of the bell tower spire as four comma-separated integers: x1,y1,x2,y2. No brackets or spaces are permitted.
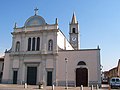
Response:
71,12,77,24
69,12,80,50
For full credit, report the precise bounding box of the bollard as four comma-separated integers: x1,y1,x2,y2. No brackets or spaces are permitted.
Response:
52,84,54,90
108,85,111,90
20,81,22,85
24,83,27,88
80,85,83,90
39,84,43,89
91,85,93,90
96,84,99,90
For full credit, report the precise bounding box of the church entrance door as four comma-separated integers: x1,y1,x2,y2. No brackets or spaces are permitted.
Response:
47,71,52,86
13,71,18,84
27,67,37,85
76,68,88,87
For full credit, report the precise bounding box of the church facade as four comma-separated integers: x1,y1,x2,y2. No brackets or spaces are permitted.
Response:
2,9,101,87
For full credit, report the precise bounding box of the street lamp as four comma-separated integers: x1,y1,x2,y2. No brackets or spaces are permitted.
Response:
65,58,68,89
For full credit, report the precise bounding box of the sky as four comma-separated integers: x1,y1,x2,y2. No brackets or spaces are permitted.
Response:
0,0,120,71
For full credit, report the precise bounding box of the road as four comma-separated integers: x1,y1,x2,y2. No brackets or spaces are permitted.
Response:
100,84,119,90
0,84,119,90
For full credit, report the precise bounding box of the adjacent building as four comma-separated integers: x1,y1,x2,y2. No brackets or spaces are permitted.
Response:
2,9,101,87
103,59,120,79
0,56,4,82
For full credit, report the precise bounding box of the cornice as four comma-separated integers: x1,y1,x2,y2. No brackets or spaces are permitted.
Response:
11,29,59,35
58,48,100,52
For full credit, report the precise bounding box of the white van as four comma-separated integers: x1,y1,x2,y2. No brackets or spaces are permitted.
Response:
110,77,120,89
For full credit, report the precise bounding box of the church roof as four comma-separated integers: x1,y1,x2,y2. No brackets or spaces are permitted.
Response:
24,8,46,27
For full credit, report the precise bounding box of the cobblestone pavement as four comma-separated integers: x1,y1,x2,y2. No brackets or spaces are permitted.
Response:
0,84,106,90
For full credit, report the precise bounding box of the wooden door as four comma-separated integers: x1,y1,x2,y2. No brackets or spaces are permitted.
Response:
76,68,88,87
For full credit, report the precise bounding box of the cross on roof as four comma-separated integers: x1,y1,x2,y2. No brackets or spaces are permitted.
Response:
34,7,38,15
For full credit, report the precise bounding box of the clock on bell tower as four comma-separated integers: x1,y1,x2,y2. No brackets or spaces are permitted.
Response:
69,12,80,50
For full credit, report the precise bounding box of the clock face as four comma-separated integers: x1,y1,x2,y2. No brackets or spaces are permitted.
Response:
72,37,77,41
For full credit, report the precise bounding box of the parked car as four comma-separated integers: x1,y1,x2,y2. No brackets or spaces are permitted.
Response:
102,78,109,84
110,77,120,89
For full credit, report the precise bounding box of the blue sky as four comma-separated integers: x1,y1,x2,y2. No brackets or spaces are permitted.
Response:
0,0,120,71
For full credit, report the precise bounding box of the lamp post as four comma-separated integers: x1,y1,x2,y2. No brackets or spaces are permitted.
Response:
65,58,68,89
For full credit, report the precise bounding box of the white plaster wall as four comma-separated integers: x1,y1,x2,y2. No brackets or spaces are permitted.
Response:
57,31,65,49
2,53,10,80
24,56,42,62
65,39,74,50
57,31,73,50
46,59,53,68
12,59,19,68
56,50,100,83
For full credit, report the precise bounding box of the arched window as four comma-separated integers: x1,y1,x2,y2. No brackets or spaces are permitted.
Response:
48,39,53,51
77,61,86,65
36,37,40,51
72,28,76,33
28,38,31,51
32,37,36,51
15,41,20,52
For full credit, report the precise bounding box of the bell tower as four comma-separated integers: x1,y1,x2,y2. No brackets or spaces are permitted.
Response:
69,12,80,50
